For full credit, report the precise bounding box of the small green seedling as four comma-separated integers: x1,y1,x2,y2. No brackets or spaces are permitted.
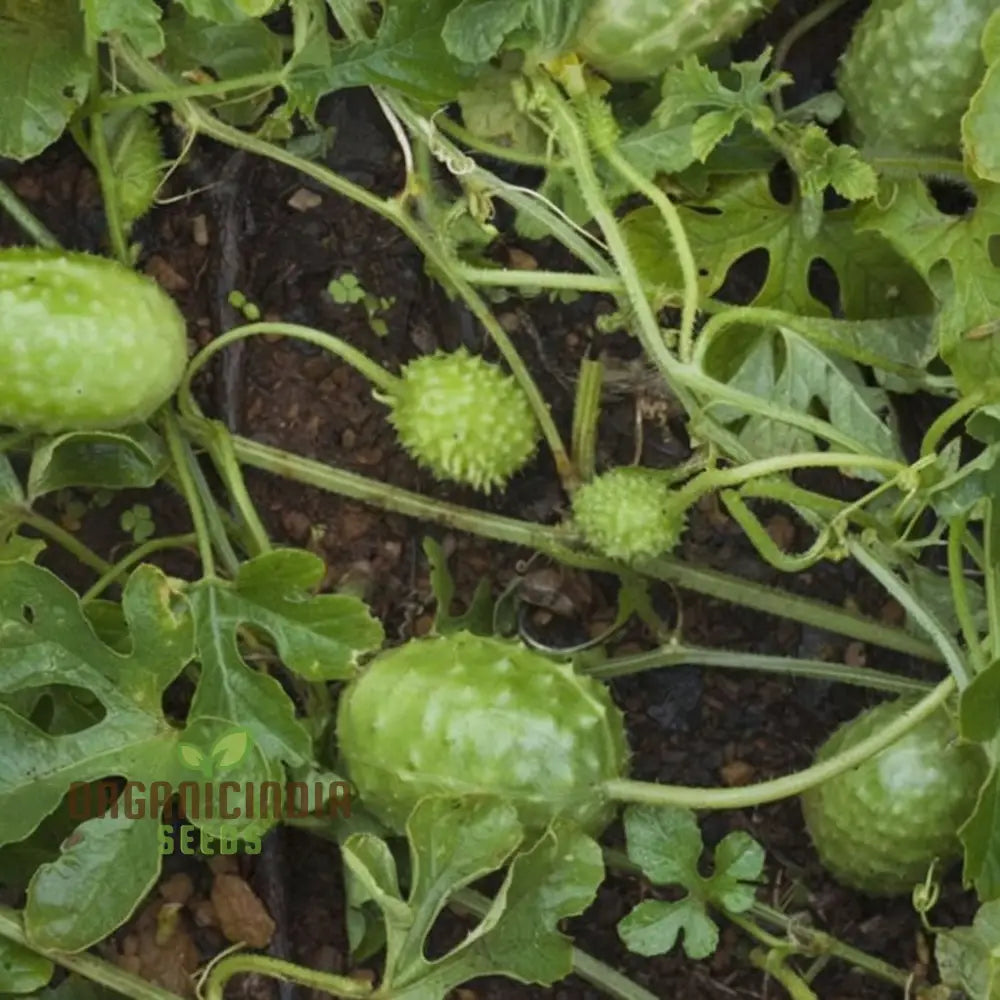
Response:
618,804,765,960
228,289,262,321
327,273,394,337
120,503,155,543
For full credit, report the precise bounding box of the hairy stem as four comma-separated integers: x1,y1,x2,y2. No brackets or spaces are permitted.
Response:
0,180,60,248
80,532,198,603
203,954,372,1000
18,510,111,574
586,642,933,695
180,418,943,661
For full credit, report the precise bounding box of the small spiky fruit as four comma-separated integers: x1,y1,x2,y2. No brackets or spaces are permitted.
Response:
337,631,629,835
387,349,540,493
572,467,684,561
801,698,987,896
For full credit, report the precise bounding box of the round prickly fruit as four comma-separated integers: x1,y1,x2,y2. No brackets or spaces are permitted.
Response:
836,0,994,154
572,467,684,561
387,349,539,493
0,248,188,432
336,631,629,835
801,698,987,896
573,0,779,81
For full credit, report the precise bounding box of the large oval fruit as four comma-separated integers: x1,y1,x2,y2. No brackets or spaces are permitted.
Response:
573,0,779,81
801,697,987,896
336,631,629,835
0,248,188,432
837,0,994,154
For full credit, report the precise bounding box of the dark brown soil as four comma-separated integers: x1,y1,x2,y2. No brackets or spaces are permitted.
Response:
0,3,977,997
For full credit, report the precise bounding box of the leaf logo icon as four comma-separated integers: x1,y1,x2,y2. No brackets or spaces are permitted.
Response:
178,743,207,772
211,730,251,771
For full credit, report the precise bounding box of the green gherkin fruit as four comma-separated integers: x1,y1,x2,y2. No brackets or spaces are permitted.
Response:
336,631,629,835
837,0,994,154
387,348,540,493
801,698,987,896
0,249,188,432
572,467,685,562
573,0,779,81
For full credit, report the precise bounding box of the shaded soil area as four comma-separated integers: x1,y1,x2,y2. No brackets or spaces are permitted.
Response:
0,3,977,998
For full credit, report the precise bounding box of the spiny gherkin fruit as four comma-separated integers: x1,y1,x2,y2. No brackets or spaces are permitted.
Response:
0,248,188,432
573,0,780,81
572,466,685,562
836,0,994,154
336,631,629,835
385,348,540,493
801,697,987,896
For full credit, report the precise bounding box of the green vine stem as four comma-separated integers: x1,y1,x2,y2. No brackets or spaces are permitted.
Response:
948,514,986,675
595,140,700,363
769,0,851,114
602,675,955,810
670,451,907,510
539,81,895,457
319,1,612,279
0,179,60,248
17,510,112,574
97,71,284,112
406,118,615,277
747,947,819,1000
749,902,913,990
539,79,690,404
177,439,243,576
80,532,198,603
179,323,398,406
692,304,928,382
847,538,971,688
570,357,603,482
178,416,943,662
163,411,216,579
202,953,372,1000
985,500,1000,663
920,388,990,458
455,263,624,295
0,905,183,1000
198,420,273,557
434,114,558,168
82,0,128,265
720,490,833,572
113,42,575,490
586,642,934,695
